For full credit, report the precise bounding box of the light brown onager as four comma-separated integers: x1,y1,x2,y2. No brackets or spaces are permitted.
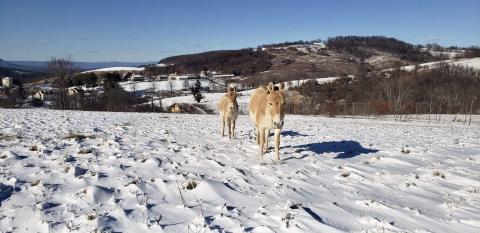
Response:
248,82,286,160
171,103,181,113
218,87,239,139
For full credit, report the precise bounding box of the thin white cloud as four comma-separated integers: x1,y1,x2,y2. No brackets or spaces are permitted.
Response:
86,48,99,53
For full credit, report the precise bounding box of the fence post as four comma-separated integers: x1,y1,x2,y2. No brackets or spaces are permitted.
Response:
469,100,473,126
415,103,418,120
438,104,442,122
352,103,355,116
367,101,371,119
428,101,432,124
337,102,340,117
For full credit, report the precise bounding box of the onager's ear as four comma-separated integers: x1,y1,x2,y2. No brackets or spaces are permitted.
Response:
266,82,274,93
279,82,285,92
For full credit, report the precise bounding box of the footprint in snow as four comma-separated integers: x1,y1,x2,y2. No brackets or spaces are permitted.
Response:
74,167,88,177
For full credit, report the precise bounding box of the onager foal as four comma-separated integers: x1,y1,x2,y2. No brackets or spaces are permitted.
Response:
248,82,286,160
218,87,239,139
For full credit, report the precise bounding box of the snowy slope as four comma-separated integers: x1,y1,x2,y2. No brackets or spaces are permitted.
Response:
1,109,479,232
82,66,145,73
395,57,480,72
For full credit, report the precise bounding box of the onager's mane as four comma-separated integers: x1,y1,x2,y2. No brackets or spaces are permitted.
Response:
226,90,237,104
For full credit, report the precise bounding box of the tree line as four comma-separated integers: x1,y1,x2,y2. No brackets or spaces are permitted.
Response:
289,63,479,116
325,36,436,62
148,49,273,76
257,39,323,49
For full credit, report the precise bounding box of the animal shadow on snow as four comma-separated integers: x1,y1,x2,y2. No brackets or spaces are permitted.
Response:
0,183,14,205
280,130,309,137
292,140,379,159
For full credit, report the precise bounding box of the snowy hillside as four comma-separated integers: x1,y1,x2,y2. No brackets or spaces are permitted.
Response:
393,57,480,72
1,109,479,232
81,66,145,73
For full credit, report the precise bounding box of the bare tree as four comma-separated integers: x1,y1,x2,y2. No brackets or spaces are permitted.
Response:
183,79,189,91
132,81,137,94
49,56,74,110
168,79,174,93
190,80,204,103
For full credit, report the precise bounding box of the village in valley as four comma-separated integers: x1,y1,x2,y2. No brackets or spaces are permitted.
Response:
0,42,333,113
1,65,240,113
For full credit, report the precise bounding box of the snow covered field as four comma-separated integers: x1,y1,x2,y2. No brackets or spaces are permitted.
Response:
1,109,480,233
161,90,252,114
120,80,211,93
392,57,480,72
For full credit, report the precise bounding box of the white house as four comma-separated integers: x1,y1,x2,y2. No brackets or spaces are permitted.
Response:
33,90,46,100
200,70,221,77
67,87,84,96
212,74,235,78
2,77,13,87
156,75,168,81
313,42,327,50
176,75,188,80
168,73,189,81
128,74,147,82
33,90,55,101
168,73,178,81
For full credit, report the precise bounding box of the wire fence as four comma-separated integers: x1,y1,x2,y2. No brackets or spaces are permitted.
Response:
284,101,480,126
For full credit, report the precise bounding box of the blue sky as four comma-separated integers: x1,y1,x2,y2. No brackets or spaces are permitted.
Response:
0,0,479,62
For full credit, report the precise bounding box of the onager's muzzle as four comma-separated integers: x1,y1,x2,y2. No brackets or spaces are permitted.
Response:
273,120,284,129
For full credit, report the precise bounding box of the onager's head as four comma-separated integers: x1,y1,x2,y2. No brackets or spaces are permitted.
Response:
225,87,238,114
265,82,286,129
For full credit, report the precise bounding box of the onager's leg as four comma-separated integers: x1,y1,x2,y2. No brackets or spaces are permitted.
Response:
255,125,260,145
227,118,232,139
264,129,270,150
231,120,236,138
259,127,265,156
274,129,281,160
221,116,225,137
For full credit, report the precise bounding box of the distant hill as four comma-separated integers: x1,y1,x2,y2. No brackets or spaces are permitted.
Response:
148,36,437,85
3,60,153,72
0,59,34,71
154,49,274,76
325,36,434,62
0,59,46,83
